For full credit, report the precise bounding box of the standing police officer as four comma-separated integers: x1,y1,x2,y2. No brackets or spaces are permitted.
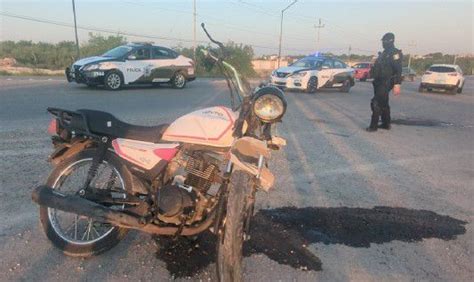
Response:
367,32,403,132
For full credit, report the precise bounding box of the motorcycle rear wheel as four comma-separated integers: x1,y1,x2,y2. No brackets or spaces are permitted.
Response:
39,149,132,257
217,171,253,282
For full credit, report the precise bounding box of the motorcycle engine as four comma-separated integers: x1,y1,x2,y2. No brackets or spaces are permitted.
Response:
157,151,219,225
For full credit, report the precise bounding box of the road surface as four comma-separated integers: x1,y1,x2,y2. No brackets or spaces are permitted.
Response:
0,76,473,281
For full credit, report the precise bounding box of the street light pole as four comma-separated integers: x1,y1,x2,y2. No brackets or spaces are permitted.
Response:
277,0,297,68
193,0,197,64
72,0,80,59
407,41,416,69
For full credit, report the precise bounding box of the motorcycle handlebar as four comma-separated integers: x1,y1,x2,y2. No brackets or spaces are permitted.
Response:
201,23,227,59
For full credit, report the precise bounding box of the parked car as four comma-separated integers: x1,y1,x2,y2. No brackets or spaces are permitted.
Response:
419,64,465,94
402,67,417,82
352,62,373,81
270,54,355,93
65,42,195,90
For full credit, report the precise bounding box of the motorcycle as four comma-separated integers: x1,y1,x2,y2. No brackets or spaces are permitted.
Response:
32,23,287,281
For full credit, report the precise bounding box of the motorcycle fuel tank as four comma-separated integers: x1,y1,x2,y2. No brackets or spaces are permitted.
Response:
162,106,238,148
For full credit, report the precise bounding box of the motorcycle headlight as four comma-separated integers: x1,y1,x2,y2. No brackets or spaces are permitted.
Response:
82,64,100,71
252,86,287,123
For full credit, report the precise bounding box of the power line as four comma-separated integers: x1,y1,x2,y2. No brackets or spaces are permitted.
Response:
121,0,314,43
0,11,316,53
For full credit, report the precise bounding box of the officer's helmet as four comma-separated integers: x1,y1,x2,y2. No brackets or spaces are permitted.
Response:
381,33,395,43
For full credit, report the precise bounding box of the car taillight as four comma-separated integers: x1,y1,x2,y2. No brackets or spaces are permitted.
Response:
47,118,58,135
448,73,458,76
424,71,432,75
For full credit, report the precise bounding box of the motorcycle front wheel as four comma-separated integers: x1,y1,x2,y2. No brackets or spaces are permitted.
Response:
39,149,133,257
217,171,253,282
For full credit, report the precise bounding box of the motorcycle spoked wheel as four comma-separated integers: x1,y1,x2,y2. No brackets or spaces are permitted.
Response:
216,170,254,282
39,149,133,257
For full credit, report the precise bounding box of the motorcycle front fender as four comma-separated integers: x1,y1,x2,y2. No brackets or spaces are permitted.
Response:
229,137,274,191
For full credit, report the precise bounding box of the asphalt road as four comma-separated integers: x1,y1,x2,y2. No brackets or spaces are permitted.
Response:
0,76,473,281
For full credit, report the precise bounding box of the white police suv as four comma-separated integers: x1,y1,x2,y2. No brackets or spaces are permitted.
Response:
270,54,354,93
65,43,195,90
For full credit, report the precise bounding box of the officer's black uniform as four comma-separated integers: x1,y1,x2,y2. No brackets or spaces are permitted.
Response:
367,33,403,131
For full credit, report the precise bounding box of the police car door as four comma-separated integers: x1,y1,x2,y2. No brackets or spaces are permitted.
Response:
123,46,154,84
331,60,353,87
149,47,177,83
317,59,335,88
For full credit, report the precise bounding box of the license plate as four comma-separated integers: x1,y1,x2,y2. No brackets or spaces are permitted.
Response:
333,83,343,87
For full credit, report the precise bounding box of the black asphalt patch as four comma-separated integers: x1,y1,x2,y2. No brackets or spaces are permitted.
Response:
391,118,453,127
154,206,466,278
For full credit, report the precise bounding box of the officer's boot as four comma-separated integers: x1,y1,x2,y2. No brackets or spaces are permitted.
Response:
367,100,379,132
381,107,391,130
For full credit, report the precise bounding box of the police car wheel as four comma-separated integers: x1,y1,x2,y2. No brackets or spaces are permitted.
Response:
172,72,187,89
457,85,463,94
340,79,351,93
104,71,123,91
306,77,317,94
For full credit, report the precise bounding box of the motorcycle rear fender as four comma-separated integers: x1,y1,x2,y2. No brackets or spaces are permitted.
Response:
49,139,93,165
229,137,274,191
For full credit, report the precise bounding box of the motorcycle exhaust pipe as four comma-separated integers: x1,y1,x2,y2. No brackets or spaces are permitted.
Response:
31,185,214,236
32,185,146,229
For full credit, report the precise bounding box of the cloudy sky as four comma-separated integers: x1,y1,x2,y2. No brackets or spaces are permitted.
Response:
1,0,472,56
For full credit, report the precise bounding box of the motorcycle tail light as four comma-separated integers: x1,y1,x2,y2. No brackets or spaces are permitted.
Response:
47,118,58,135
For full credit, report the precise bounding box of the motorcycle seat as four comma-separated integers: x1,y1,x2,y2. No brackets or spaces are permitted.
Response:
77,109,169,143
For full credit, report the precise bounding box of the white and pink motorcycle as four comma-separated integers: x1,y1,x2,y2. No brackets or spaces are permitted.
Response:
32,24,287,281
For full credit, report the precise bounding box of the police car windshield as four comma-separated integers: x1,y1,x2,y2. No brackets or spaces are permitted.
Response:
103,46,134,58
291,57,323,68
429,66,456,73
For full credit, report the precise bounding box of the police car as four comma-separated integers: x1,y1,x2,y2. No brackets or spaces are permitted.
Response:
270,54,355,93
419,64,465,94
65,43,195,90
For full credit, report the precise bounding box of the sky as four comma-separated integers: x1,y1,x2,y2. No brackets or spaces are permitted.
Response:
0,0,472,56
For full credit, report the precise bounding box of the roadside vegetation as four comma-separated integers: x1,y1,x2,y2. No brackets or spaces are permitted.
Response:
0,33,472,76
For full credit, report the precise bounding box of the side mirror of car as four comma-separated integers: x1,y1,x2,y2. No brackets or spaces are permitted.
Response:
127,55,137,60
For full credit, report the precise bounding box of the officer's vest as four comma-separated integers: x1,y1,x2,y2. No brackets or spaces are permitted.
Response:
371,51,393,80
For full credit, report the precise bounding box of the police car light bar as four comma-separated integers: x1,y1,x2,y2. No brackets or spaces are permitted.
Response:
309,52,324,57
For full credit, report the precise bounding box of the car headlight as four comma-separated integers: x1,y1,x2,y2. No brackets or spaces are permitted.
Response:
291,71,307,77
82,64,101,71
253,86,287,123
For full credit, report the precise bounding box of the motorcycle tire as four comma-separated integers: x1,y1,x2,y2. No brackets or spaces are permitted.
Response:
39,149,132,257
217,171,253,282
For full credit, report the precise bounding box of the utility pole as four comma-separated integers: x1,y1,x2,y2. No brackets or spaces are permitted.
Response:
314,18,325,50
193,0,197,64
277,0,297,68
72,0,80,59
407,41,416,69
348,45,352,66
453,55,457,64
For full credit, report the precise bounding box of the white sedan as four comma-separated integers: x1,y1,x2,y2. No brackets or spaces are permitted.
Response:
419,64,465,94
